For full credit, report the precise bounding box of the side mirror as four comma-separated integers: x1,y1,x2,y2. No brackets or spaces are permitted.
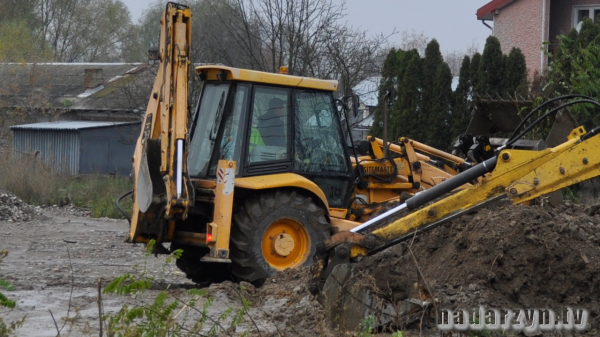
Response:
353,94,360,118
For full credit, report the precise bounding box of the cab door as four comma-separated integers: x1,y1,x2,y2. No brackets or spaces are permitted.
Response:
292,90,353,208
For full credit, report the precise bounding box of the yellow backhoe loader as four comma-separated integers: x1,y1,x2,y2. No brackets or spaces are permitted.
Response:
120,2,600,332
122,2,476,286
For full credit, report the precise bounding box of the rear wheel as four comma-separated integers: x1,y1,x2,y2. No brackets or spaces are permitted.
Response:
230,190,330,284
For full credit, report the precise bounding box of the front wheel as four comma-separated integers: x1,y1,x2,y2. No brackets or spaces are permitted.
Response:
230,190,330,284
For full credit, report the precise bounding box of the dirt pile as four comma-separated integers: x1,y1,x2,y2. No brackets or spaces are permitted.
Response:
354,201,600,333
0,191,39,222
206,268,340,336
0,190,91,221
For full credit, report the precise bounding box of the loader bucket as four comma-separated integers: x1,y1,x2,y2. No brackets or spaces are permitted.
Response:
458,98,579,155
456,98,578,207
545,109,579,147
465,98,531,136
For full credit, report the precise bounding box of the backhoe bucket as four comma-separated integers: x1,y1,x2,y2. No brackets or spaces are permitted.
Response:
318,263,429,331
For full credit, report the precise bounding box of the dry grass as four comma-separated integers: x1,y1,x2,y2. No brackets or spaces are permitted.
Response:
0,152,133,218
0,152,69,206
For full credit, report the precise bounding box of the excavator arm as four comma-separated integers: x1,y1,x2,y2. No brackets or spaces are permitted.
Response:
129,2,193,244
311,98,600,329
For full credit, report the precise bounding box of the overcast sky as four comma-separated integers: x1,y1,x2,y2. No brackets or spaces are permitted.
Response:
121,0,492,53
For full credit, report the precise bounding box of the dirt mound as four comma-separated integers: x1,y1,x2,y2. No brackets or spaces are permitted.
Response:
0,190,91,221
354,201,600,333
0,191,38,222
205,267,340,336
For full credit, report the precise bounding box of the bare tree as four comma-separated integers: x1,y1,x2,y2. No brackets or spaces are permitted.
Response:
444,50,464,77
35,0,135,62
444,41,480,77
187,0,392,96
324,26,392,95
398,29,430,56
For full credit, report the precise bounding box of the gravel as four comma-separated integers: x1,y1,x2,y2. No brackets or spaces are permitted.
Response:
0,190,91,221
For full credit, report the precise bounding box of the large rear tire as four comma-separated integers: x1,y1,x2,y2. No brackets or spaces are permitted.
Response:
230,190,330,284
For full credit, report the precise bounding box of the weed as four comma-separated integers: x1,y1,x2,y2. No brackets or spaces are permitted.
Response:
0,250,25,336
66,174,133,218
357,315,375,337
0,251,15,309
103,240,248,336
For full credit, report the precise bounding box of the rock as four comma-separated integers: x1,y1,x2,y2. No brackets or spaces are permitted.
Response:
0,191,36,222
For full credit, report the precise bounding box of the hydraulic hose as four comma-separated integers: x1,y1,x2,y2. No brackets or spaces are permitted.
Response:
406,156,497,210
116,190,133,225
352,156,497,234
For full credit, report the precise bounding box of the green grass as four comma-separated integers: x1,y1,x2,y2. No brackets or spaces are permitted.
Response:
0,152,133,219
66,175,133,218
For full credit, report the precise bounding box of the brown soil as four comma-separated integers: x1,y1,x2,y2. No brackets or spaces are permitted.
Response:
354,200,600,335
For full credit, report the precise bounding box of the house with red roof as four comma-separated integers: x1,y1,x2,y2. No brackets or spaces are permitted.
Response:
477,0,600,77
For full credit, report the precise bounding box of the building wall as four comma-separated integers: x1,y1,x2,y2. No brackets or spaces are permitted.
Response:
493,0,551,77
550,0,600,43
13,130,81,174
12,123,140,175
79,123,140,175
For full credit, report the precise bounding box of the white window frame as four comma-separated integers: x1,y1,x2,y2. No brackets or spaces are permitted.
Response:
572,5,600,28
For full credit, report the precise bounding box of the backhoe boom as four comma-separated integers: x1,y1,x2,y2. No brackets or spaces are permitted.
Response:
129,2,192,244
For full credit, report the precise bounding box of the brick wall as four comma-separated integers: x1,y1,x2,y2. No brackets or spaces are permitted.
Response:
493,0,550,78
490,0,600,77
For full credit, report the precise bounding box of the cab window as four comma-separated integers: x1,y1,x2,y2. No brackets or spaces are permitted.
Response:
247,86,290,163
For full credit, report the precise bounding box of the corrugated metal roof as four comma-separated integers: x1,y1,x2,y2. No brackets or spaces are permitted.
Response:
11,121,139,131
356,114,374,128
352,77,381,107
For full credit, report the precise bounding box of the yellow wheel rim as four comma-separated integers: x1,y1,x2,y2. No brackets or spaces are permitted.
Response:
262,218,310,270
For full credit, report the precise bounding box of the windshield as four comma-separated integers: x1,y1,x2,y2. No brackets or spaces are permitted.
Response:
188,83,230,177
293,90,350,175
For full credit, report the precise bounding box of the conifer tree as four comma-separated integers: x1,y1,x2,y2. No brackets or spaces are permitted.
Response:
370,48,404,137
503,47,528,97
426,62,453,149
470,52,482,98
452,55,472,137
420,40,444,142
576,18,600,47
478,36,504,96
389,49,412,140
396,50,423,141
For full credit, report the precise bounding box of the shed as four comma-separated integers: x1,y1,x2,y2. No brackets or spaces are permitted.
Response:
11,121,141,175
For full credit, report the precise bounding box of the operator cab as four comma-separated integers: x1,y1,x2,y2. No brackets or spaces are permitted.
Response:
187,66,354,208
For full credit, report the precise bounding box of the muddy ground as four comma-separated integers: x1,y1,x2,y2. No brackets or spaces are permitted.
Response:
2,191,600,336
0,197,340,337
